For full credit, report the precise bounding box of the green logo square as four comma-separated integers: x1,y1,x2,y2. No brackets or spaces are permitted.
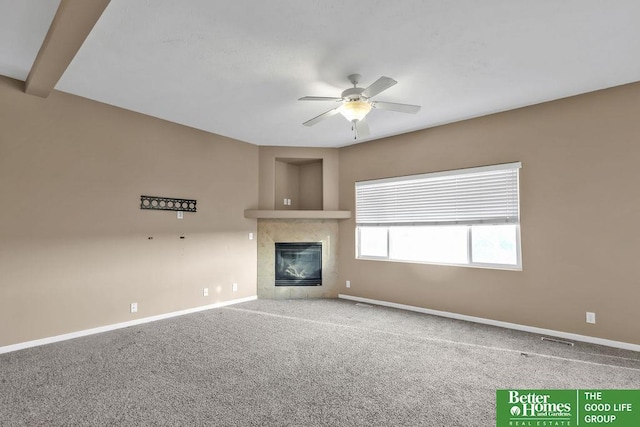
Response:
497,389,640,426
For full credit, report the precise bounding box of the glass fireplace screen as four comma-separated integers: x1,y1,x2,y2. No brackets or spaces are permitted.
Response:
275,242,322,286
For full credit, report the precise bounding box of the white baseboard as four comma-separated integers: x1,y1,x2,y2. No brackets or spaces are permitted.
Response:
0,295,257,355
338,294,640,353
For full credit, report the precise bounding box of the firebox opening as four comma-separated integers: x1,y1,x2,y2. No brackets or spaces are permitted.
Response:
275,242,322,286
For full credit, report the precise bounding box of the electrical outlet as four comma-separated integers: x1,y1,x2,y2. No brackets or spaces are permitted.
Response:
177,211,184,219
130,302,138,313
248,232,254,240
346,280,351,288
203,288,209,297
586,312,596,324
232,283,238,292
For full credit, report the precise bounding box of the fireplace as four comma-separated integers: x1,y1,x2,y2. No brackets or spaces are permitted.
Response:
275,242,322,286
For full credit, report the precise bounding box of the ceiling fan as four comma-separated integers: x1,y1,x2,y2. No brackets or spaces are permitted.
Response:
299,74,421,139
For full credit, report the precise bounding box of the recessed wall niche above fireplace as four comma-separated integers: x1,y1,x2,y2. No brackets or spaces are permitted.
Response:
275,242,322,286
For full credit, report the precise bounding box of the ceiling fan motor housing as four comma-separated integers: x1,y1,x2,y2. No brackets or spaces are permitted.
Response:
341,87,366,101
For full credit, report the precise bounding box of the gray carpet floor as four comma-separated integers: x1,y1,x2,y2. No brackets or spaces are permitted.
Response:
1,299,639,426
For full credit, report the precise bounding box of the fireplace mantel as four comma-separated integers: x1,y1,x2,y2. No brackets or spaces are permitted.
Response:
244,210,350,219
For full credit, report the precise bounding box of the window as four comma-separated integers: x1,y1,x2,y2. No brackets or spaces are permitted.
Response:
355,162,521,269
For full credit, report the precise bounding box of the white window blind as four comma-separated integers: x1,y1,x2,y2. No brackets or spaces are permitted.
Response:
356,162,521,226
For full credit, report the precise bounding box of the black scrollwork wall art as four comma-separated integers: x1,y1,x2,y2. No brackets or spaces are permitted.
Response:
140,195,197,213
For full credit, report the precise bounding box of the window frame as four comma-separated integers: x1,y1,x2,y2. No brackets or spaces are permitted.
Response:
355,163,522,271
356,224,522,270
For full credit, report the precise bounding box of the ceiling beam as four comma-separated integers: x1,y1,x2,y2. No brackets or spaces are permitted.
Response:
24,0,110,98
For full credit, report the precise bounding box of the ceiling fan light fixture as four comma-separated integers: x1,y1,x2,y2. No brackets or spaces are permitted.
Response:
340,100,371,122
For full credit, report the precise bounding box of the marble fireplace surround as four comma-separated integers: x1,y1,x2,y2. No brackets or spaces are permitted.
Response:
257,219,339,299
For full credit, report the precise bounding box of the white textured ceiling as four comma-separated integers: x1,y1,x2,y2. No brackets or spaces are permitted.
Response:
2,0,640,147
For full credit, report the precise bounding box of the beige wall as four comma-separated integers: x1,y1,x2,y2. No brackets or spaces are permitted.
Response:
299,161,323,210
0,76,259,347
275,160,300,209
338,82,640,345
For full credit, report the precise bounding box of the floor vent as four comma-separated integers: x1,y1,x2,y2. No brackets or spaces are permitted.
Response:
541,336,574,346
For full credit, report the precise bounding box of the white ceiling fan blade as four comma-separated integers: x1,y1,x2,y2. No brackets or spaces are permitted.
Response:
354,120,370,139
303,107,342,126
371,101,421,114
299,96,342,101
361,76,397,98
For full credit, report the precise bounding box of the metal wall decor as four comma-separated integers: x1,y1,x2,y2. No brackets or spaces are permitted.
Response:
140,195,197,212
